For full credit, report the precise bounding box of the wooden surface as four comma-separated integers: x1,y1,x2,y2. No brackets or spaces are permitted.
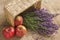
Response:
0,0,60,40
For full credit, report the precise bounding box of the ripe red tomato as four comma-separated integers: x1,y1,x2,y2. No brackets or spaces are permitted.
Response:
2,26,15,38
16,25,27,37
14,16,23,26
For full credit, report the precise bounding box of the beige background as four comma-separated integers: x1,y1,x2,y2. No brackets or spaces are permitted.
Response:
0,0,60,40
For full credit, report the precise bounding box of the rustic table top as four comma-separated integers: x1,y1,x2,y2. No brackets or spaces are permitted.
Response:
0,0,60,40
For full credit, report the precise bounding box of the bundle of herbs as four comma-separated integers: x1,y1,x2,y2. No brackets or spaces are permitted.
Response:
21,8,59,36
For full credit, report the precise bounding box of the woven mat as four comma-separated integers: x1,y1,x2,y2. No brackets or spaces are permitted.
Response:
0,0,60,40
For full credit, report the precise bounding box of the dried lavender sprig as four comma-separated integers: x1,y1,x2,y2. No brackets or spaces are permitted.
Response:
22,8,59,36
38,22,59,30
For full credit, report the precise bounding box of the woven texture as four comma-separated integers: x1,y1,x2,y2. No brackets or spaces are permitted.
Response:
0,0,60,40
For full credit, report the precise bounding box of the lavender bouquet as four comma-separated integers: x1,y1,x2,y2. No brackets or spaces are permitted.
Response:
21,8,59,36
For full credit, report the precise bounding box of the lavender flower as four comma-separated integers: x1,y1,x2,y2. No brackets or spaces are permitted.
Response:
22,8,59,36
